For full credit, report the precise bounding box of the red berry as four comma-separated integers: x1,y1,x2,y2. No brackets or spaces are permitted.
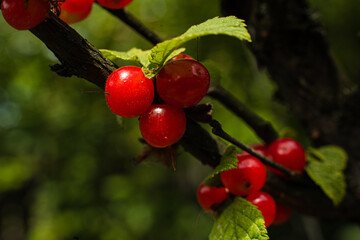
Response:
273,204,292,225
171,53,193,61
96,0,133,9
105,66,154,118
220,154,267,196
139,104,186,148
197,183,229,212
267,138,306,174
243,144,268,156
1,0,50,30
61,0,94,14
246,191,276,228
59,5,92,24
156,59,210,108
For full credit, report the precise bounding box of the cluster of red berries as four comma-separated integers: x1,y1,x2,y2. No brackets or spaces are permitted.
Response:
105,54,210,148
0,0,133,29
59,0,133,24
197,138,306,227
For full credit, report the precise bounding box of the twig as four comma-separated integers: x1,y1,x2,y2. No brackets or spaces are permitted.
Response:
30,12,117,89
100,6,163,45
210,119,298,177
207,82,278,144
180,117,222,168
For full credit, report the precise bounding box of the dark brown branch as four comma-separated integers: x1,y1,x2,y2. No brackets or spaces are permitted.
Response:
30,12,117,89
100,6,163,45
180,118,223,168
264,172,360,222
210,118,360,221
207,82,278,144
210,119,297,177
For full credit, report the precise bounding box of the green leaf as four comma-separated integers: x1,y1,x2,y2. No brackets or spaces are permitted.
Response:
100,16,251,78
100,48,151,67
210,197,269,240
163,48,186,63
317,145,347,170
147,16,251,75
204,145,238,186
306,146,348,205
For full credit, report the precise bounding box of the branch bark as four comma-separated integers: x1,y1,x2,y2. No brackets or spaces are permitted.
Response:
210,120,298,177
30,12,117,89
101,7,163,45
207,82,278,145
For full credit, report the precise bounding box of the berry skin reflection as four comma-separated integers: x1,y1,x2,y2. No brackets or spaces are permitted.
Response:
139,104,186,148
220,154,267,196
59,0,94,24
105,66,154,118
246,191,276,228
267,138,306,175
197,184,229,212
156,59,210,109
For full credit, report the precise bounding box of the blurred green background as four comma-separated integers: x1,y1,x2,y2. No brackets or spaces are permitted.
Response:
0,0,359,239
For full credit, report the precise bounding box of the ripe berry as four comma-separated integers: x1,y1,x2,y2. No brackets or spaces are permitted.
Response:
197,183,229,212
171,53,193,61
273,204,292,225
220,154,267,196
1,0,50,30
267,138,306,174
60,0,94,14
139,104,186,148
59,5,92,24
156,59,210,108
246,191,276,228
105,66,154,118
96,0,133,9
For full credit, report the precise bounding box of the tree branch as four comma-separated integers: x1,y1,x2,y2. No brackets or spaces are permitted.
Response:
30,12,117,89
210,119,298,177
100,6,163,45
207,82,278,144
180,118,223,168
263,172,360,222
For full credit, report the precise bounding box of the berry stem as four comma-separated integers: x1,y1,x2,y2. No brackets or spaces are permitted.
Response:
210,119,298,177
208,82,278,145
99,6,163,45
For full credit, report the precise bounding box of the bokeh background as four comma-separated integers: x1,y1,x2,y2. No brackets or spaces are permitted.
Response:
0,0,359,239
